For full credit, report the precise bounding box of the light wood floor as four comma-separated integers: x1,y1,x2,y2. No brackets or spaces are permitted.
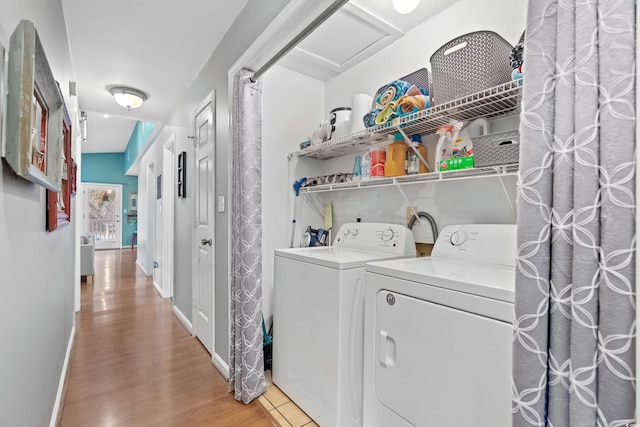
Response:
59,249,273,427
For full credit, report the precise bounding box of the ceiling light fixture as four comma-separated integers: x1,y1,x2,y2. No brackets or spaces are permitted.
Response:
108,86,148,110
392,0,420,14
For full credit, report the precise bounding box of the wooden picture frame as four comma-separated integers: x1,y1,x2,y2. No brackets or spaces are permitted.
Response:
3,20,64,192
177,151,186,198
0,38,5,155
47,106,72,231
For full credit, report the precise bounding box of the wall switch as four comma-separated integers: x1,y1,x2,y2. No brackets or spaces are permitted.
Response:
217,196,225,212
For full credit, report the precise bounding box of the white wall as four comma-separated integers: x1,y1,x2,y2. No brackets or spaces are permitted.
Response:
325,0,527,110
261,65,325,326
138,135,164,276
137,125,194,320
138,0,290,365
281,0,527,240
0,2,78,425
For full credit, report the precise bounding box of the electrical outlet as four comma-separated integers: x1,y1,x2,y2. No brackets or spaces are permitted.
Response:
217,196,225,212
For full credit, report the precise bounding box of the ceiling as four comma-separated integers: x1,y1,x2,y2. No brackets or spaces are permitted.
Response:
63,0,456,155
62,0,249,153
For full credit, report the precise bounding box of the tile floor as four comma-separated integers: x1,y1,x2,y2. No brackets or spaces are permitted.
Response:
259,371,319,427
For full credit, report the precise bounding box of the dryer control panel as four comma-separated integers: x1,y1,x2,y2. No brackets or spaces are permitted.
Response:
432,224,517,267
334,223,416,256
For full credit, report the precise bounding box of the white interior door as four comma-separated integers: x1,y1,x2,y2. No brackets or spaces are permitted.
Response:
192,92,215,353
83,183,122,250
153,188,163,292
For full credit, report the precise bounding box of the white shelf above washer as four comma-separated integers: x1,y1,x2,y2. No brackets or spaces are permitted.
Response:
291,79,523,160
299,164,519,194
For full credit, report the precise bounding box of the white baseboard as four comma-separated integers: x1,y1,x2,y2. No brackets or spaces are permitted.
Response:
136,259,149,276
50,326,75,427
152,280,162,296
173,305,192,334
212,352,230,380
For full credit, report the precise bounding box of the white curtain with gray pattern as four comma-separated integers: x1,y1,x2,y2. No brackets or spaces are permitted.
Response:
229,68,267,404
512,1,636,425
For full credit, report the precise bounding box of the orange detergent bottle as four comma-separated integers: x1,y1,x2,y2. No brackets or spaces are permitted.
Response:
384,132,408,177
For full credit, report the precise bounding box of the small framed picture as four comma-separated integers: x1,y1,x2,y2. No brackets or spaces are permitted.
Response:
177,151,186,198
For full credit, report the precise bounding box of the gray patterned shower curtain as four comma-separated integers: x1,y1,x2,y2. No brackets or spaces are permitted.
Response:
229,69,267,404
512,1,636,425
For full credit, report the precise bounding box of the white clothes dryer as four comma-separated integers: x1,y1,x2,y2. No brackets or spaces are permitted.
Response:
363,224,517,427
273,222,416,427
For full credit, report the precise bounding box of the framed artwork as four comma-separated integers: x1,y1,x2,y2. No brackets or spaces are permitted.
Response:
70,160,77,195
0,38,4,156
177,151,186,198
127,192,138,223
3,20,64,192
47,106,72,231
129,192,138,212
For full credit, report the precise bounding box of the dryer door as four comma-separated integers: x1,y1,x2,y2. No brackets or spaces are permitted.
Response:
374,290,512,427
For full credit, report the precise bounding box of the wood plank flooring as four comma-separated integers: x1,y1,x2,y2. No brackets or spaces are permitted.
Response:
59,249,273,427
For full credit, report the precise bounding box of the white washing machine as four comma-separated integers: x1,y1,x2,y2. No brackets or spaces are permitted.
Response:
273,222,416,427
363,224,516,427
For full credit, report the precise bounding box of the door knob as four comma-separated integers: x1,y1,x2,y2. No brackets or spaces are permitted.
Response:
201,238,212,246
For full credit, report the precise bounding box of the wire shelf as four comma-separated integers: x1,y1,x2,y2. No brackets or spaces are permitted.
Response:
292,79,523,160
299,164,519,194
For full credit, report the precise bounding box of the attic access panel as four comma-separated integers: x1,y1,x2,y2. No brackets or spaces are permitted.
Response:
280,3,403,80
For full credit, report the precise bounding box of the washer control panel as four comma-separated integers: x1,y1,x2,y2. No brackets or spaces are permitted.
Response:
334,223,415,255
432,224,517,267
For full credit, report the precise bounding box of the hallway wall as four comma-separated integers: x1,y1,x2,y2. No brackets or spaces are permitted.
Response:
0,1,79,426
138,0,290,367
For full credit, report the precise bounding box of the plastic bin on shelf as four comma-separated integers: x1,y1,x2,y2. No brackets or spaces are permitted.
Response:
430,31,514,105
472,129,520,167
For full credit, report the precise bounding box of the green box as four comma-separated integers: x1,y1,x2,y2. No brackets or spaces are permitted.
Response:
438,156,474,172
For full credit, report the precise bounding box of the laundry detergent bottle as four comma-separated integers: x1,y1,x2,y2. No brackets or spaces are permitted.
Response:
384,132,408,177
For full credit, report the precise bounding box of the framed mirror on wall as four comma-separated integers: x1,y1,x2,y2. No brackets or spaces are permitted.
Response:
3,20,65,192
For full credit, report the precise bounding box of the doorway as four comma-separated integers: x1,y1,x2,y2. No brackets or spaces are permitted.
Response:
83,183,123,250
161,135,176,299
192,92,215,354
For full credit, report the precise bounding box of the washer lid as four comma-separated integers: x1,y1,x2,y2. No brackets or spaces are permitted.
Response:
366,256,515,302
275,246,411,269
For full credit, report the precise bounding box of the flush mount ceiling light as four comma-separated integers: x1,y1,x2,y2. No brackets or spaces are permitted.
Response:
392,0,420,14
108,86,148,110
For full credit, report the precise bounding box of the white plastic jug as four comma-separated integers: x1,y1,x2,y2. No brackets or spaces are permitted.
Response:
361,152,371,180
